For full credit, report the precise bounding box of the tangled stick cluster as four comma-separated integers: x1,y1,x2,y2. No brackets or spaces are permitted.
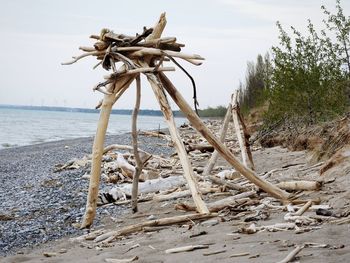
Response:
62,22,203,111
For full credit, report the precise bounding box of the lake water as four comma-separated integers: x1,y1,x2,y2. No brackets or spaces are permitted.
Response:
0,108,187,149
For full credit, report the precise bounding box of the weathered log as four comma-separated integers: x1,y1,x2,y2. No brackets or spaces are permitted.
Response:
116,153,135,179
165,245,209,254
231,91,249,168
109,176,186,200
208,175,246,192
276,245,304,263
102,144,152,159
81,82,120,228
139,130,172,141
276,181,321,191
203,103,232,176
176,191,256,212
142,63,209,214
159,72,290,201
154,187,218,202
95,213,217,242
235,93,255,170
105,256,138,263
131,75,143,213
294,200,313,216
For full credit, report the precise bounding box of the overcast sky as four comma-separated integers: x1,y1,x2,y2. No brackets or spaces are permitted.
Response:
0,0,349,110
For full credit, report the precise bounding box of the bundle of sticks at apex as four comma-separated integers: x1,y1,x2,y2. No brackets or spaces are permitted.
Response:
63,13,290,229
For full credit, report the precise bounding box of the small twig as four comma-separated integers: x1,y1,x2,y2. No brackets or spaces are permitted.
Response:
62,51,104,65
165,55,199,114
112,52,137,69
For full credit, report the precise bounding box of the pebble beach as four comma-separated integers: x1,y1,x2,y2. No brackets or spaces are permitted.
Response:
0,133,172,255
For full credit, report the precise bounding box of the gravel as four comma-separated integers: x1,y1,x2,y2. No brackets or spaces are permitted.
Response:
0,133,173,256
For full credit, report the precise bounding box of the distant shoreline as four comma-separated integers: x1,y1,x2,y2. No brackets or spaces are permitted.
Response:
0,104,184,117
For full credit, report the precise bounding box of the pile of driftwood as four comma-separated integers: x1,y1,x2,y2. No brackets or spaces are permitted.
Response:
61,118,346,263
63,13,292,230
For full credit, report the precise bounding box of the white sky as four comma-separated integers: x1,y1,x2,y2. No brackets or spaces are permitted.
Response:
0,0,349,110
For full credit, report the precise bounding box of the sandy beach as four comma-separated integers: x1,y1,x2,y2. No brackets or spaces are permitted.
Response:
1,122,350,262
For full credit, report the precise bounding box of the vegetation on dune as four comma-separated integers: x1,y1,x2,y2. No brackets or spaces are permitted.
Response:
239,0,350,126
198,105,227,117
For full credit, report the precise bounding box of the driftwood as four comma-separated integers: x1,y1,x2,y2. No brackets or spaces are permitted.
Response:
105,256,138,263
102,144,152,157
142,62,209,214
276,181,321,191
165,245,209,254
94,213,217,242
159,72,290,201
208,175,246,192
81,82,121,228
231,90,254,170
154,187,219,202
64,12,291,228
176,191,256,212
109,176,186,199
203,103,232,176
294,200,313,216
139,130,172,142
236,96,255,171
131,75,143,212
231,91,249,168
276,245,304,263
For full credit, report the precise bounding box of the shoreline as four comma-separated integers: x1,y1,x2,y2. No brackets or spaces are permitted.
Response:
0,132,173,256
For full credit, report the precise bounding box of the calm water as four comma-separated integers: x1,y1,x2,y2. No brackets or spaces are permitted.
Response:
0,108,187,149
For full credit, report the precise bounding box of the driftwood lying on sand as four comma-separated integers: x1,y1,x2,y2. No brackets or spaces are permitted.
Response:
276,181,321,191
94,213,217,243
61,12,324,232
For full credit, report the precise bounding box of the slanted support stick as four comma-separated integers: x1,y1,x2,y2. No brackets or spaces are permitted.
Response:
159,72,290,200
203,102,232,176
143,68,209,214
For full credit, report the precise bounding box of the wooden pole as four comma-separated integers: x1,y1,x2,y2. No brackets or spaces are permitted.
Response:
81,82,125,228
131,75,143,213
158,72,290,200
144,71,209,214
231,91,249,168
203,102,232,176
80,14,167,229
235,91,255,170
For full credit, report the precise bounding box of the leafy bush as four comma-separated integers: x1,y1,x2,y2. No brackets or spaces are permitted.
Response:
265,0,349,125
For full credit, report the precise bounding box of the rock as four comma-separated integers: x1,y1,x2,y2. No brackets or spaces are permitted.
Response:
147,215,157,220
200,219,219,227
43,252,57,257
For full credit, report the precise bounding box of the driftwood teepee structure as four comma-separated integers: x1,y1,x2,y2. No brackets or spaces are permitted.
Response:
63,13,290,228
